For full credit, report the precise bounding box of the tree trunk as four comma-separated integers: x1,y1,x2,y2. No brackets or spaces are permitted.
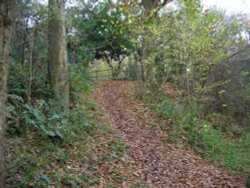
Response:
27,30,35,104
48,0,69,114
0,1,15,187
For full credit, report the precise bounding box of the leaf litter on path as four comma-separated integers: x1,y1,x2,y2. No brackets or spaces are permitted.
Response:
92,80,245,188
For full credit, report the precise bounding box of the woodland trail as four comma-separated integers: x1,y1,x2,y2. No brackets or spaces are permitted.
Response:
92,80,245,188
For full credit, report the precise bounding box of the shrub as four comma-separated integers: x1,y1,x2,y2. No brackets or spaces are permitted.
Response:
156,99,184,119
7,97,66,140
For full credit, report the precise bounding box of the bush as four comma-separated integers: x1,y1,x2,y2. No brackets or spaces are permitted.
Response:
7,62,94,142
156,99,184,119
7,97,66,140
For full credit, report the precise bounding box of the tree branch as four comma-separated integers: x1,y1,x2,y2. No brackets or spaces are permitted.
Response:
160,0,172,7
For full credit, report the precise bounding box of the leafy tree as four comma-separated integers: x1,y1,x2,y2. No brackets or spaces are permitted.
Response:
138,1,246,100
67,1,135,78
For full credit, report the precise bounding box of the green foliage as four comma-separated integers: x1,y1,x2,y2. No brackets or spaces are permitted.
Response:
156,99,184,119
6,95,127,187
126,62,138,80
137,0,247,104
199,123,250,171
66,1,136,79
69,64,91,95
8,63,27,96
6,0,250,186
7,96,65,140
7,62,93,142
8,62,51,98
156,99,250,173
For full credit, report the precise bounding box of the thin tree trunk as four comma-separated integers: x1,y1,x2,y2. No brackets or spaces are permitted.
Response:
27,30,35,104
141,37,149,82
0,1,15,187
133,53,139,80
138,53,145,82
48,0,69,114
128,53,132,79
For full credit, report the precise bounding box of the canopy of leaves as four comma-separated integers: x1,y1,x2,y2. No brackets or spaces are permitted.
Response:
67,1,134,63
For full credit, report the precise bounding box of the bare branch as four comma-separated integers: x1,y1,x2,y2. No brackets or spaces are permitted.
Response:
160,0,172,7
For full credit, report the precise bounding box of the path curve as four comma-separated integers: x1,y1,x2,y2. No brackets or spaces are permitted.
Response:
92,81,244,188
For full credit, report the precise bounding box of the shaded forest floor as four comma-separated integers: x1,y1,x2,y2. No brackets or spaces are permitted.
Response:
5,80,246,188
92,80,245,187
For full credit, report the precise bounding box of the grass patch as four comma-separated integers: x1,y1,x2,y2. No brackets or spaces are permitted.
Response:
156,98,250,173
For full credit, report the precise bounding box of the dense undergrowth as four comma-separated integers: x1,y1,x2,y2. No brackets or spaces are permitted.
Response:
6,101,127,187
5,65,128,187
155,96,250,174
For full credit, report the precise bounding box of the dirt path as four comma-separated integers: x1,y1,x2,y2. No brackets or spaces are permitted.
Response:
92,81,245,188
